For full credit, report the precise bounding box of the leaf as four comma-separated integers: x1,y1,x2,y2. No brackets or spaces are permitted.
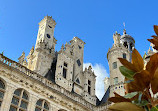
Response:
148,39,158,50
153,100,158,107
108,102,145,111
119,66,135,80
138,93,142,104
151,68,158,94
118,58,137,72
124,92,138,99
133,70,151,91
150,105,158,111
147,26,158,51
108,97,131,103
154,25,158,36
132,49,144,72
125,70,151,93
146,53,158,77
148,29,158,50
124,78,139,93
132,100,149,107
125,80,134,84
108,92,131,103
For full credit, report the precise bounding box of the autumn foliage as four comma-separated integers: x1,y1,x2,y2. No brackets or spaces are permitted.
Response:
108,25,158,111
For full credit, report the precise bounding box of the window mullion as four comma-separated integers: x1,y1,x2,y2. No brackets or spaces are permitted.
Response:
18,89,24,110
42,100,45,111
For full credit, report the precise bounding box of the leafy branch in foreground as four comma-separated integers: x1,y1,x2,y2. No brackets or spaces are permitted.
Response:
108,25,158,111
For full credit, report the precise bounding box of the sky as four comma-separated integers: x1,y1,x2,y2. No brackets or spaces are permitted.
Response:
0,0,158,100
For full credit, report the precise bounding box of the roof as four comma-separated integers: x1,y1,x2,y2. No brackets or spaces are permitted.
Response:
96,86,110,106
120,29,135,43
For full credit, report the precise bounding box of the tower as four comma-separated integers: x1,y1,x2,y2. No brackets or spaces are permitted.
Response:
27,16,57,76
107,30,135,97
70,37,85,82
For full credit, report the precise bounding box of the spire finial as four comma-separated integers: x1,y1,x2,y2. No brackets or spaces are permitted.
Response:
123,22,126,34
123,22,126,29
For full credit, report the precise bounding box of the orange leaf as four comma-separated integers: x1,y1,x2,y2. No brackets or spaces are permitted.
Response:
108,97,131,103
125,79,140,93
108,92,131,103
133,70,151,91
151,35,158,39
154,25,158,36
151,68,158,94
146,53,158,76
148,39,158,47
132,49,144,72
153,99,158,107
118,58,137,72
113,92,122,97
125,70,151,93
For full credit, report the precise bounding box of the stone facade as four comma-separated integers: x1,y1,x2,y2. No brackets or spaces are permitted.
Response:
1,15,148,111
0,16,111,111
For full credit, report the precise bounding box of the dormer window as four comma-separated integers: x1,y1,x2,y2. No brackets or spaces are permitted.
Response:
63,68,67,78
63,62,68,78
76,78,80,84
88,80,91,95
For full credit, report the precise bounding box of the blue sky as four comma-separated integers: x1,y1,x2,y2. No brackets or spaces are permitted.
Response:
0,0,158,99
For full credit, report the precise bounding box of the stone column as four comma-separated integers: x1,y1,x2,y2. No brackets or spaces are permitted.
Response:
28,94,38,111
1,84,16,111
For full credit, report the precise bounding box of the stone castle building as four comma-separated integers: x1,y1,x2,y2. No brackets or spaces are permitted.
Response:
0,15,147,111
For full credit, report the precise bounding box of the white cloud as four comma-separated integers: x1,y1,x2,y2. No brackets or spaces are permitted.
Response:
83,63,109,100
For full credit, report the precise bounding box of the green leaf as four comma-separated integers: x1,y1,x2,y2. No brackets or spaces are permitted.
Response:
138,93,142,104
119,66,135,80
150,106,158,111
125,80,134,83
124,92,138,99
132,100,149,107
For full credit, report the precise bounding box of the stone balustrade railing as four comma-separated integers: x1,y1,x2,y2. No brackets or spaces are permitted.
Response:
0,54,95,110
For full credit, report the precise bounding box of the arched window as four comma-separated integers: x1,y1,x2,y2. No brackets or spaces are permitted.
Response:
9,89,29,111
123,42,128,48
0,80,5,107
35,99,49,111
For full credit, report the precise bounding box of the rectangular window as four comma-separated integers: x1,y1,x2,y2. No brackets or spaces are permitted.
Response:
114,77,118,85
63,62,68,78
88,80,91,86
113,62,117,69
88,86,91,95
88,80,91,95
63,68,67,78
123,53,126,59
